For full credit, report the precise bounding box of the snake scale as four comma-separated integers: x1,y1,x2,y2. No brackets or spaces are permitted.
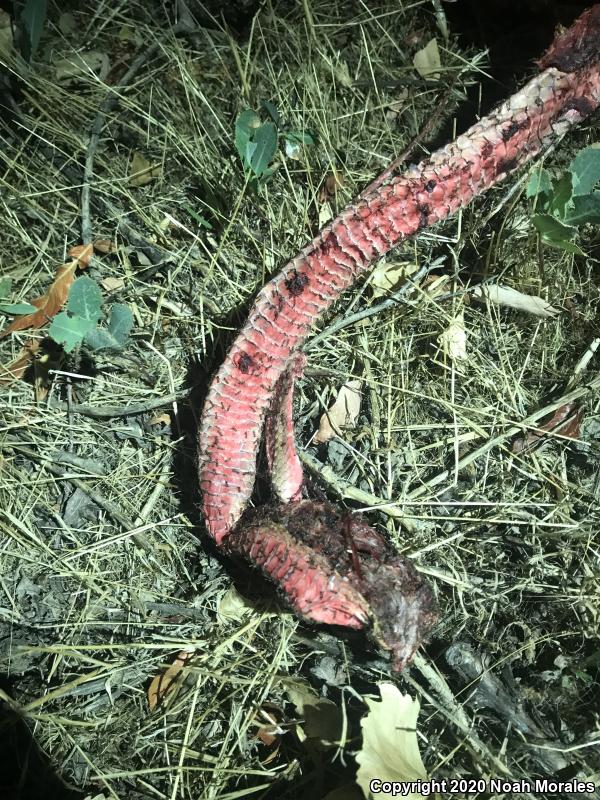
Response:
199,7,600,670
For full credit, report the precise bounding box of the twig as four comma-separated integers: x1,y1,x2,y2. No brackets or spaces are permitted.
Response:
407,654,538,798
144,341,181,436
134,454,172,527
46,391,186,420
357,75,458,201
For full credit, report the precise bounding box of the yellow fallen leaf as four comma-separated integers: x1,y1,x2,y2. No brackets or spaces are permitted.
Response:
129,152,162,186
471,284,559,318
318,201,334,227
356,683,427,800
438,312,467,361
370,261,417,298
413,38,441,80
282,677,343,748
314,379,362,443
216,586,252,623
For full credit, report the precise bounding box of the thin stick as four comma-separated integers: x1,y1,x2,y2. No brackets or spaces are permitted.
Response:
47,391,186,420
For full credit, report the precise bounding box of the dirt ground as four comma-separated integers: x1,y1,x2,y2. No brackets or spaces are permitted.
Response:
0,1,599,799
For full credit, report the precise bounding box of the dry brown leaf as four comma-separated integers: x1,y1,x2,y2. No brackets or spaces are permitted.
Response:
93,238,117,255
314,379,362,443
512,402,583,453
472,284,559,318
251,704,287,763
101,276,125,291
149,412,171,426
356,683,427,800
319,171,345,203
147,650,195,711
68,242,94,268
129,152,162,186
0,340,40,386
438,312,467,361
0,256,84,338
0,339,55,403
413,38,441,80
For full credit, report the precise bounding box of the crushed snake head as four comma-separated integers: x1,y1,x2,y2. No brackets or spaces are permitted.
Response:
227,501,437,670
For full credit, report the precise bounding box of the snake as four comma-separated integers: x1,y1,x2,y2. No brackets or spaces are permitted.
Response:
198,7,600,670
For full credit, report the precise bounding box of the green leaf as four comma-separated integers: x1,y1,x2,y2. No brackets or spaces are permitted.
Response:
548,172,574,219
19,0,48,61
532,213,575,237
562,193,600,226
569,145,600,196
0,276,12,298
184,205,213,229
526,168,553,201
244,139,257,165
0,301,38,314
85,304,133,351
235,109,260,163
107,304,133,346
49,312,94,353
285,129,316,146
67,276,102,323
532,213,583,254
261,100,281,127
84,327,117,351
249,121,277,176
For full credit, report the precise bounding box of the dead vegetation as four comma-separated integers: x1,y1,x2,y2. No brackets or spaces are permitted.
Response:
0,1,599,798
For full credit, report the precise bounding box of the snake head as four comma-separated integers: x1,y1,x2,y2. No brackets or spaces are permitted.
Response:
357,556,437,671
225,500,436,670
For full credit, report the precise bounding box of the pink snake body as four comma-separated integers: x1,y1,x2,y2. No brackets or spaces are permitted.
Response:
198,8,600,669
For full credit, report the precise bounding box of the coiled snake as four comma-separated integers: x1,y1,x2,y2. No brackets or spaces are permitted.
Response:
199,7,600,670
